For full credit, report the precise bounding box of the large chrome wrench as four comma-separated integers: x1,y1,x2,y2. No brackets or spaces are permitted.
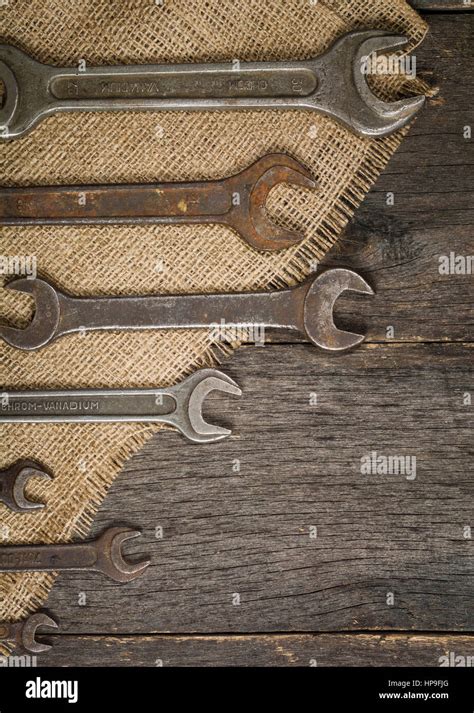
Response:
0,31,425,140
0,268,373,352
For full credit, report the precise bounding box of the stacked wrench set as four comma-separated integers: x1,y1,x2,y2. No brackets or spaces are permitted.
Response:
0,30,424,655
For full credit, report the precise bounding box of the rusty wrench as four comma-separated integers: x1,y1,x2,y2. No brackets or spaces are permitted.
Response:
0,527,150,583
0,30,425,141
0,613,58,655
0,460,52,513
0,268,373,352
0,154,316,252
0,369,242,444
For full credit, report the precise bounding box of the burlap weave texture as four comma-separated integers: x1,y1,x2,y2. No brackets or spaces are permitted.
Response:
0,0,427,622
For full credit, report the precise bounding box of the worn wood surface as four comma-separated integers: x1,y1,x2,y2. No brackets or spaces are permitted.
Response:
44,342,473,637
9,12,474,665
412,1,473,10
39,634,474,667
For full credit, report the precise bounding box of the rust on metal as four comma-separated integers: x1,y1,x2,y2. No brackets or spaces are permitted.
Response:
0,154,317,251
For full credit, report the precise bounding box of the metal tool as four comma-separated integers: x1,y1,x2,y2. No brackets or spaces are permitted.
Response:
0,369,242,444
0,527,150,583
0,268,373,352
0,460,52,513
0,154,316,252
0,613,58,655
0,30,425,141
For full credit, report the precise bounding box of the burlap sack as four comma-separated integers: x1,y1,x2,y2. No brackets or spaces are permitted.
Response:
0,0,427,625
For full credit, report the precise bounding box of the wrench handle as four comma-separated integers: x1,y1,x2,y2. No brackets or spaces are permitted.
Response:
46,61,318,105
0,180,231,224
0,389,177,423
0,542,98,572
59,289,302,335
0,477,14,511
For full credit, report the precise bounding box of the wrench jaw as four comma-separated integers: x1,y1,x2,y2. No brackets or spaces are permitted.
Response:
172,369,242,444
311,30,425,138
229,154,317,251
19,613,58,654
1,460,52,513
94,527,150,583
0,45,51,141
302,268,374,351
352,33,425,137
12,464,52,513
0,278,61,351
0,59,19,139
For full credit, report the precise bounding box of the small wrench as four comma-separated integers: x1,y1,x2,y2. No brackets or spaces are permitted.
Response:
0,31,425,140
0,460,52,513
0,154,316,252
0,369,242,444
0,527,150,583
0,268,373,352
0,613,58,654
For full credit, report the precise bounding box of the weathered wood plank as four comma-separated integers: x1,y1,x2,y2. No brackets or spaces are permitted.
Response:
36,633,474,667
45,342,473,634
412,1,474,10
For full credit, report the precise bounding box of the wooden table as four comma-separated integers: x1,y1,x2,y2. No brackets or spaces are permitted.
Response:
42,3,473,666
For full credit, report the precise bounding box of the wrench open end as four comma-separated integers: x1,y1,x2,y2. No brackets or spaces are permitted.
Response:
0,278,60,351
318,30,425,138
96,527,150,583
353,32,426,136
10,461,52,512
0,44,48,141
20,613,58,654
175,369,242,443
0,59,19,140
231,154,317,251
302,268,374,351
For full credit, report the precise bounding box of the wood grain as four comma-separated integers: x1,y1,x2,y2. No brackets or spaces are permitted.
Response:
412,1,474,11
38,633,474,667
45,342,473,634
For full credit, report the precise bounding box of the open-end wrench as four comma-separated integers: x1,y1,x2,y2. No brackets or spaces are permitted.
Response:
0,154,316,252
0,460,52,513
0,527,150,583
0,30,425,141
0,268,373,352
0,369,242,444
0,613,58,655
